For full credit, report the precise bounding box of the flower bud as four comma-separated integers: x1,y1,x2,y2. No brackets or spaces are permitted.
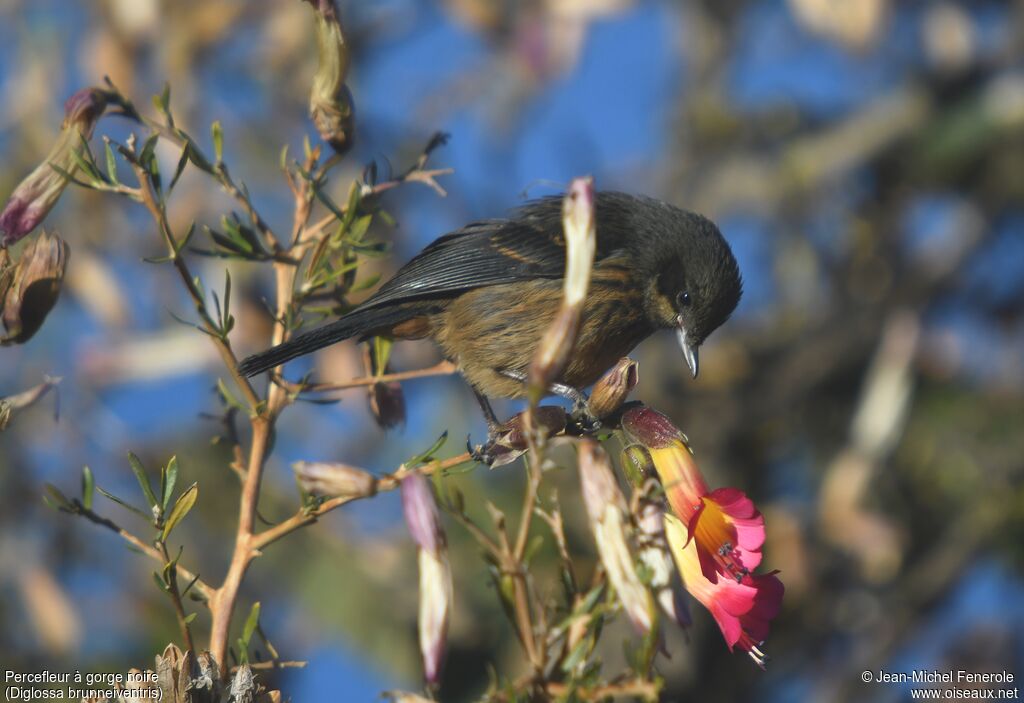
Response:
588,357,638,419
578,439,654,634
1,231,69,345
620,444,655,488
1,88,109,246
401,473,451,684
305,0,355,153
367,380,406,429
292,461,376,499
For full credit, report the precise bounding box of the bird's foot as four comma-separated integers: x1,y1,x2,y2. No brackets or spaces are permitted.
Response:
467,433,498,466
569,397,601,435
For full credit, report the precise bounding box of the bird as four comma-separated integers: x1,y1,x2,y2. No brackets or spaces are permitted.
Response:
239,191,742,443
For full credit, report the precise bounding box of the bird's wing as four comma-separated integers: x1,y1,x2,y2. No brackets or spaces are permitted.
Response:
359,193,641,310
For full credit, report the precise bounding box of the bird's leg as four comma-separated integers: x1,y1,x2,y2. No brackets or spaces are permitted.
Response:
469,389,503,464
498,370,601,433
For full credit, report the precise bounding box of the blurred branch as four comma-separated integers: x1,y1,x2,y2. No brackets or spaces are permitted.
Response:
72,502,214,602
0,376,60,430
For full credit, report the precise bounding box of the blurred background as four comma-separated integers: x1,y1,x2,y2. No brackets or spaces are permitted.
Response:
1,0,1023,700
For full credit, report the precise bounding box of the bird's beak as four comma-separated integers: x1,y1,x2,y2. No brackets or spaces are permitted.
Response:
676,321,699,379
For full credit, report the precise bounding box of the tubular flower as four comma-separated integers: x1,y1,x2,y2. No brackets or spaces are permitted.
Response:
0,87,110,247
400,473,451,685
621,405,783,666
578,439,655,635
664,514,782,668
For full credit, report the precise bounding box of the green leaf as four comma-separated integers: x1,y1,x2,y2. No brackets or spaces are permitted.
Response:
161,456,179,512
43,483,72,512
183,612,198,625
169,144,189,192
127,452,159,510
181,572,202,598
153,571,170,593
241,601,261,649
372,336,392,375
103,139,119,185
161,483,198,542
153,83,171,120
211,120,223,162
96,486,152,520
407,431,448,466
81,466,95,511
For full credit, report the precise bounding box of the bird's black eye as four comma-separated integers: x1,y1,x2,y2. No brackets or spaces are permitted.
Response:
676,290,691,308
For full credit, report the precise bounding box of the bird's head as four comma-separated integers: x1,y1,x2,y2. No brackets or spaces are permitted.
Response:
634,208,742,378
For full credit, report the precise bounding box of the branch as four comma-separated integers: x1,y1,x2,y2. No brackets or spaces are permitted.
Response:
272,360,457,394
251,452,472,551
74,505,214,602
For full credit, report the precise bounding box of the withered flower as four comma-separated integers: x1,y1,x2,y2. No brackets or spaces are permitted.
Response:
0,87,109,246
368,380,406,429
578,439,654,634
588,357,638,419
528,176,596,401
1,231,70,345
483,405,568,467
305,0,355,153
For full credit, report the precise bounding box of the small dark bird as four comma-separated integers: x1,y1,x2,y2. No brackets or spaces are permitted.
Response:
239,191,741,434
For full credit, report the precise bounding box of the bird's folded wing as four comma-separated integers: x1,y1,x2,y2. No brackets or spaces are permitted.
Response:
361,218,566,308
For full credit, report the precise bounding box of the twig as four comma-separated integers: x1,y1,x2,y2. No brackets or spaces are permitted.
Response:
74,506,214,602
251,452,472,551
272,360,457,394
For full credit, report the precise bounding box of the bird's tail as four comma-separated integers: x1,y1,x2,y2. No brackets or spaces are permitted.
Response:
237,304,429,377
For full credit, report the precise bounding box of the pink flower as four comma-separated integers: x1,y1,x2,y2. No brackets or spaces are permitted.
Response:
400,473,451,684
621,405,783,666
664,514,782,667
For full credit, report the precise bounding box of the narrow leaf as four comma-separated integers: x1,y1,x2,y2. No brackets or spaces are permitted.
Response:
81,466,95,511
127,452,159,509
161,483,198,541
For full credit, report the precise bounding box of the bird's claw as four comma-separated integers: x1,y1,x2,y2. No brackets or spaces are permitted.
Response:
467,433,497,466
570,399,601,434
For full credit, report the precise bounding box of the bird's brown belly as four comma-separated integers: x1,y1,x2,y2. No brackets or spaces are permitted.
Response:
432,279,653,398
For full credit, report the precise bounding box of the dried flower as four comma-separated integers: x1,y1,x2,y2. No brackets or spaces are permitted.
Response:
0,88,109,246
368,380,406,429
588,357,638,419
305,0,355,153
528,176,595,402
635,490,691,630
485,405,568,467
292,461,376,499
1,231,70,345
578,439,654,634
401,473,451,684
